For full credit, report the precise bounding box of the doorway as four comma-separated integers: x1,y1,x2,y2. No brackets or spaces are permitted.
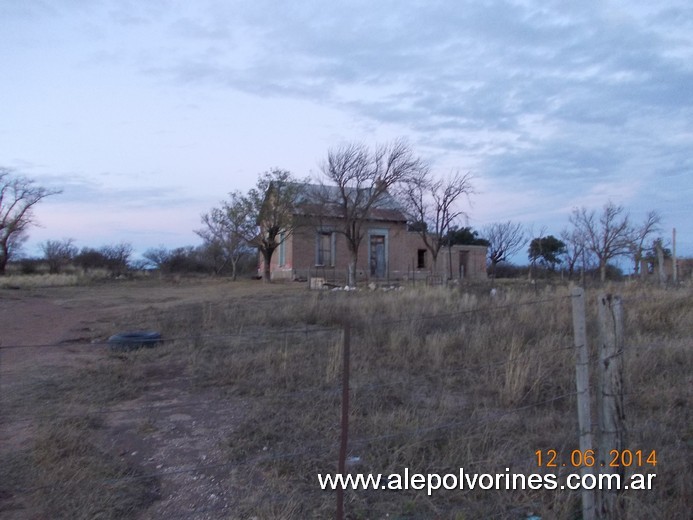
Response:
370,235,386,278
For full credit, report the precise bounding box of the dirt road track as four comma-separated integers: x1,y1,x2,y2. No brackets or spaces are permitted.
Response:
0,279,271,519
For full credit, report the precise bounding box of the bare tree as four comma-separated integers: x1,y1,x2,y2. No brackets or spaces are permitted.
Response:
399,170,474,274
483,221,526,277
319,139,427,286
142,246,172,271
247,169,304,283
560,226,588,280
196,191,255,280
570,202,634,283
0,168,61,274
100,242,133,276
630,210,661,277
40,238,77,274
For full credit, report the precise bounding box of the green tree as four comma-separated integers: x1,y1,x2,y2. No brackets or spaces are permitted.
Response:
444,226,489,246
528,235,566,271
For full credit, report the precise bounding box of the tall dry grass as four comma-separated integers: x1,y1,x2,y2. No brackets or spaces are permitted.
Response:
0,269,115,289
1,281,690,518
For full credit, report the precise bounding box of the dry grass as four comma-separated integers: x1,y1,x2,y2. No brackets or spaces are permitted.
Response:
0,270,116,289
1,280,690,518
1,414,159,519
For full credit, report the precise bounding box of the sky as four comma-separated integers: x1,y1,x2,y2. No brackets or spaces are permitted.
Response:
1,0,691,266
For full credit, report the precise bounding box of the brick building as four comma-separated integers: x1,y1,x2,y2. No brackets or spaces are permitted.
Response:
638,256,693,282
259,184,487,283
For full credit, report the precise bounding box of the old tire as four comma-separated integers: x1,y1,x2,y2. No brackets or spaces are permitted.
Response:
107,331,162,352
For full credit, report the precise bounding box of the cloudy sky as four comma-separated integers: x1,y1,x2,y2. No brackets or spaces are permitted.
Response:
2,0,691,265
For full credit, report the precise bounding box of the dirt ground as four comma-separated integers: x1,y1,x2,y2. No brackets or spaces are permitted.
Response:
0,279,289,519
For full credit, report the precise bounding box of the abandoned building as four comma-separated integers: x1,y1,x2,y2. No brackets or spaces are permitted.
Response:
258,183,488,283
638,256,693,282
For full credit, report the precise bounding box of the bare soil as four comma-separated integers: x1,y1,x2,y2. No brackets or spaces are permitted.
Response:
3,279,690,519
0,278,289,519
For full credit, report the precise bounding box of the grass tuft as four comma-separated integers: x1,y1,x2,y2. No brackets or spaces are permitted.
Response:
2,281,690,518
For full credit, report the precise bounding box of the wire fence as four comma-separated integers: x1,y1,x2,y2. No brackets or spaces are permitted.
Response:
0,287,689,519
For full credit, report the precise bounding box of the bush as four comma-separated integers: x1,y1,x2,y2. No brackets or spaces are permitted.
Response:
492,262,527,278
75,243,133,276
19,257,42,274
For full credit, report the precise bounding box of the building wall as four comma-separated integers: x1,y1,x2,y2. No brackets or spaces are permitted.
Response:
288,218,411,279
438,244,488,281
261,218,488,282
638,257,693,281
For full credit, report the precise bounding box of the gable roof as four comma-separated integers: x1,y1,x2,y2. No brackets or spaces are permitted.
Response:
292,183,408,223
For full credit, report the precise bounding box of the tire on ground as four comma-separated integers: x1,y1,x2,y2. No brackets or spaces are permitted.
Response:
107,331,162,352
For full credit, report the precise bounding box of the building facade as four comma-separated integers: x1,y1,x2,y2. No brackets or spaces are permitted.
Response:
259,184,487,283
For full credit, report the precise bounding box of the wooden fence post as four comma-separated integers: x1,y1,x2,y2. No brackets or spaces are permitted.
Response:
571,287,595,520
672,228,677,284
336,320,351,520
655,242,666,285
596,294,626,519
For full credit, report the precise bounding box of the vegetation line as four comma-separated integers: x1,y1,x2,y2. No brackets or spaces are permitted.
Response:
0,294,570,350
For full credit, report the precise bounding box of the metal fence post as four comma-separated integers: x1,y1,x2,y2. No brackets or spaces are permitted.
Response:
336,320,351,520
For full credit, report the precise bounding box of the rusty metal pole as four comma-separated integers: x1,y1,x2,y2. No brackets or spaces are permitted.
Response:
672,228,677,284
336,320,351,520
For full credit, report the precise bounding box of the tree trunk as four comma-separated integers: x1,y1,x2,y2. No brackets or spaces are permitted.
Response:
600,261,607,283
633,251,641,276
262,249,273,283
0,249,7,275
656,242,666,285
430,251,439,275
230,258,238,281
347,249,358,287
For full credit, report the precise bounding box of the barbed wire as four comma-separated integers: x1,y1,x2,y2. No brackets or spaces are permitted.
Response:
0,325,340,351
374,294,574,328
1,335,579,424
0,293,576,352
2,288,687,517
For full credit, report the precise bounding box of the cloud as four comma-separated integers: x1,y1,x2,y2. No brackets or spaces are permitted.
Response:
4,0,692,258
36,172,200,209
132,1,690,154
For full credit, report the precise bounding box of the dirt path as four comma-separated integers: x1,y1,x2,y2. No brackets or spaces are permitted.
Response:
0,280,267,519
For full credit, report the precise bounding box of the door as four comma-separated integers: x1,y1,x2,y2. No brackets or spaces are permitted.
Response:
370,235,386,278
459,251,469,279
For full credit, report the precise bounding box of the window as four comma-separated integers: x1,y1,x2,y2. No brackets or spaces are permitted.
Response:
278,231,286,266
316,232,334,266
417,249,427,269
